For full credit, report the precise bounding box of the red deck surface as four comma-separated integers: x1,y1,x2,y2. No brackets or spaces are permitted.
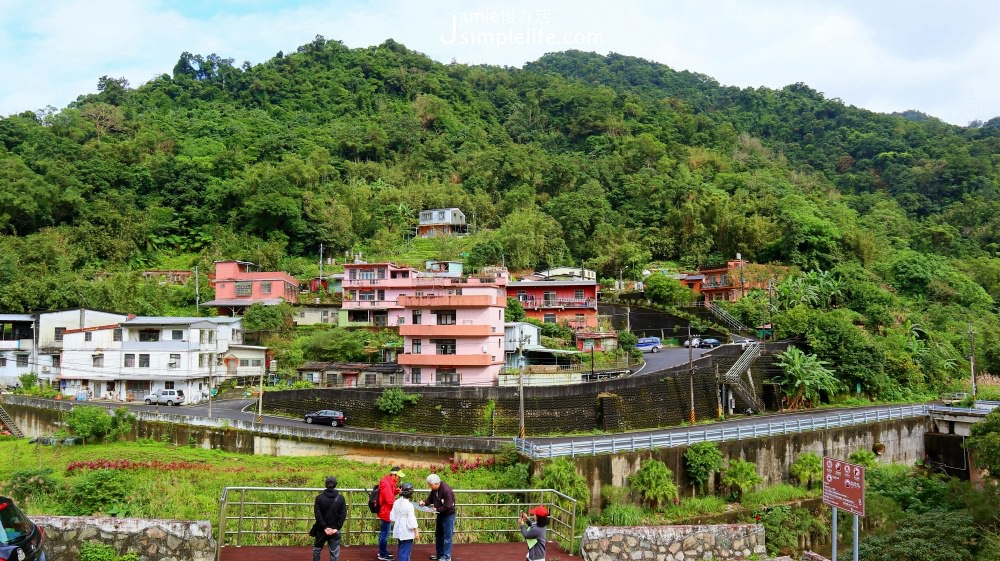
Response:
220,541,571,561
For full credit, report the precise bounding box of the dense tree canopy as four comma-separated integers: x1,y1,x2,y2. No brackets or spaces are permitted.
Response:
1,36,998,398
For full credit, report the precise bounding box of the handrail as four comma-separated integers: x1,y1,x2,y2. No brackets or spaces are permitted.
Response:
513,404,931,459
215,487,577,561
720,342,764,413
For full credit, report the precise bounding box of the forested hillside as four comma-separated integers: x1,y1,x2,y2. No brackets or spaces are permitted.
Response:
1,36,998,398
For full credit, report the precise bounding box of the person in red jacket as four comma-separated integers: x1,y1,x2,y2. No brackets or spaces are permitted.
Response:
378,466,404,561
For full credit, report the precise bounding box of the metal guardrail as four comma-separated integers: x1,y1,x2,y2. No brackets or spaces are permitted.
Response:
215,487,577,561
721,342,765,413
705,301,749,333
513,404,931,459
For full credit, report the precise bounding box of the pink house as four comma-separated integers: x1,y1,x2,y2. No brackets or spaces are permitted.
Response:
341,261,508,386
205,260,300,315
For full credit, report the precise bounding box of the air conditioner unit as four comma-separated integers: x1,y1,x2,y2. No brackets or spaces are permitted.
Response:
42,366,50,373
168,361,178,368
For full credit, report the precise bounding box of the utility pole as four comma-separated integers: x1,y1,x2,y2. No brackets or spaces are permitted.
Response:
518,335,526,439
257,362,266,424
319,243,324,279
715,362,722,419
688,324,696,425
969,321,977,400
195,265,200,315
207,352,215,419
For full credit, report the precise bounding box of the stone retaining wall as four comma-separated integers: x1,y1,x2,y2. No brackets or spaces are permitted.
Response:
581,525,768,561
32,516,215,561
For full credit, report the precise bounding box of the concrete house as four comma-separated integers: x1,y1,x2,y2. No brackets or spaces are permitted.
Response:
205,260,301,315
59,316,266,403
0,313,36,388
416,208,468,238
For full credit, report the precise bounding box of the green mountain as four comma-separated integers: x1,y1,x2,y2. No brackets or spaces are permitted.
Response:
1,36,998,397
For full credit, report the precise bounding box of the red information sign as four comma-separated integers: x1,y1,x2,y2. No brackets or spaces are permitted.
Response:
822,457,865,517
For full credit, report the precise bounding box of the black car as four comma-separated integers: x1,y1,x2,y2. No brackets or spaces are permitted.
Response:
699,338,722,348
303,409,348,426
0,496,46,561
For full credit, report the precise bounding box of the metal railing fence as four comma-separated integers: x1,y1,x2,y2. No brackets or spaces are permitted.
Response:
513,404,931,459
216,487,577,561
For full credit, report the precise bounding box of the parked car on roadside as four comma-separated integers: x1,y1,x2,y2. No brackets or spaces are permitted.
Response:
303,410,348,426
635,337,663,353
142,389,185,406
700,338,722,348
0,496,46,561
683,337,701,348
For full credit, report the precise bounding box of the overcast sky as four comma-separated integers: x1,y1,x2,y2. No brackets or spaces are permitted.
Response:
1,0,997,126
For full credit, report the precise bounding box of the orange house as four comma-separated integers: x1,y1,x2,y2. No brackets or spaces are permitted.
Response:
205,260,300,315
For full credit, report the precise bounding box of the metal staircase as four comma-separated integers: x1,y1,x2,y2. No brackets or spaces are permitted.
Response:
721,342,766,413
705,301,750,334
0,404,24,438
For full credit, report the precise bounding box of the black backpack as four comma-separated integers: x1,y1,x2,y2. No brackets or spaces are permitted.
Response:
367,484,380,513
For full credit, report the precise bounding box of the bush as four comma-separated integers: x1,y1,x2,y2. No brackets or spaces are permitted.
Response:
755,505,823,557
64,469,134,516
3,468,58,504
722,459,763,501
79,542,140,561
848,449,877,470
599,503,646,525
628,459,679,508
374,387,421,416
65,406,113,443
789,452,822,489
535,458,589,506
684,442,723,495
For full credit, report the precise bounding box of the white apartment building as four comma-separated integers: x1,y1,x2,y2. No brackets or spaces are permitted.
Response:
59,316,266,403
0,313,36,388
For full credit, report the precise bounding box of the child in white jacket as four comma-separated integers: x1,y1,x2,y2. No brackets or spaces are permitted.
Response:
390,482,419,561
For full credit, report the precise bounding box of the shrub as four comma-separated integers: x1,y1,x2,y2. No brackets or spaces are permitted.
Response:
65,406,113,443
848,449,877,470
3,468,58,504
684,442,723,495
599,503,646,526
64,469,134,516
722,459,763,501
108,407,136,441
755,505,822,557
628,459,679,508
535,458,589,506
79,542,140,561
789,452,823,489
375,387,421,416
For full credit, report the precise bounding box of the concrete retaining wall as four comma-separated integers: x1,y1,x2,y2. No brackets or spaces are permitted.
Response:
581,525,768,561
32,516,215,561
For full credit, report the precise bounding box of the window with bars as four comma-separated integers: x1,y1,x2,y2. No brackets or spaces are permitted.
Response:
435,369,459,386
261,281,272,294
124,354,135,367
113,328,123,342
235,282,252,296
16,355,28,367
169,354,180,368
84,331,93,342
55,327,66,341
92,354,104,368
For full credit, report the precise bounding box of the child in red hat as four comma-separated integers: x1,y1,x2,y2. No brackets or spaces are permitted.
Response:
518,505,549,561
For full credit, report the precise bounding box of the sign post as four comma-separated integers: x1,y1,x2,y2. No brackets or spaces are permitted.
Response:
822,457,865,561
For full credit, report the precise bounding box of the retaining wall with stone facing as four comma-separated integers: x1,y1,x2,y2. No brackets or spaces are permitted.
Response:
581,524,770,561
31,516,215,561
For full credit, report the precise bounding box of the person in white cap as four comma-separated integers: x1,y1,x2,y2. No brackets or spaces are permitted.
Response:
419,473,455,561
377,466,404,561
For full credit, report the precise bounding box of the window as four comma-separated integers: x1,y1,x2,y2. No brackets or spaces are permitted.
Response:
55,327,66,341
0,357,5,367
411,368,421,384
199,354,207,368
200,330,215,344
169,354,180,368
84,331,93,342
139,354,150,368
436,310,457,325
432,339,457,355
113,328,123,342
359,291,376,301
412,339,422,354
124,354,135,367
92,354,104,368
164,381,175,390
543,291,556,306
377,289,385,301
51,355,60,367
172,330,183,340
261,281,272,294
139,329,160,342
16,355,28,367
387,374,397,385
240,359,249,367
235,282,252,296
543,313,557,323
436,368,459,386
575,289,585,300
437,211,445,220
576,313,585,325
412,309,422,325
251,359,263,367
365,374,376,386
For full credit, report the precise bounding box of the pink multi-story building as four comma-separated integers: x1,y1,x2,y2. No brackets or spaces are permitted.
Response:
341,262,508,386
205,260,300,315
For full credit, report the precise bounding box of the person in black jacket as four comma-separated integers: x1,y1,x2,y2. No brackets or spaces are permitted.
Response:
419,473,455,561
312,475,348,561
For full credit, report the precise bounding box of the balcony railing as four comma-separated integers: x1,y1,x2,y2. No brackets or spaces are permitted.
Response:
340,299,403,310
399,324,493,337
518,297,596,310
397,353,496,366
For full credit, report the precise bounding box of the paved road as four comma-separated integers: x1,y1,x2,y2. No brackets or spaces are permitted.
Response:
631,344,708,374
221,541,570,561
